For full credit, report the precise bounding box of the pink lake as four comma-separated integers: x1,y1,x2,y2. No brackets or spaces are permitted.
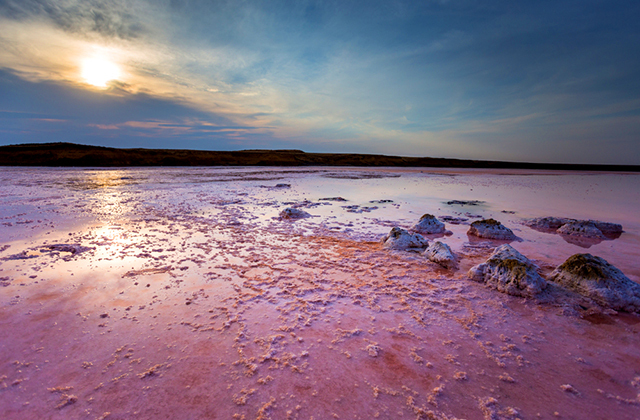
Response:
1,167,639,419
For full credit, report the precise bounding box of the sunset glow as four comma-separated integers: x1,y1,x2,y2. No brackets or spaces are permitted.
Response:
81,56,120,88
0,1,638,162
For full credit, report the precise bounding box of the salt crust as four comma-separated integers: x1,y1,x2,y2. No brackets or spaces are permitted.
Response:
468,219,516,240
278,207,311,220
525,216,623,239
468,244,546,297
549,253,640,313
382,227,428,251
424,241,457,269
411,214,446,234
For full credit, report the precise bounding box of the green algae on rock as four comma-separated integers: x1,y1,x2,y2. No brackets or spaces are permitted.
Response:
424,241,457,269
549,254,640,312
468,219,517,240
468,244,546,297
412,214,446,235
382,227,428,251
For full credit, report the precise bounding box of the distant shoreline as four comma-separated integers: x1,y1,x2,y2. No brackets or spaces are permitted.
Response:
1,142,638,172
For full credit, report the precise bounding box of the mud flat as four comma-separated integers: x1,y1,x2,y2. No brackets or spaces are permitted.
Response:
1,167,640,419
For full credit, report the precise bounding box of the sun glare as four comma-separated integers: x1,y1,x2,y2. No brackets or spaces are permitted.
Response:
81,56,121,88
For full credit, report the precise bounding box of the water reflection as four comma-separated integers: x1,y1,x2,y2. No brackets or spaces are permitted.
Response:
65,170,139,190
63,170,140,221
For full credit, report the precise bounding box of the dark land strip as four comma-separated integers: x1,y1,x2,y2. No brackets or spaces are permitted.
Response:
1,142,638,171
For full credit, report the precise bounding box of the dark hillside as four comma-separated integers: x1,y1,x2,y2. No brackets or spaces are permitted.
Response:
1,142,638,171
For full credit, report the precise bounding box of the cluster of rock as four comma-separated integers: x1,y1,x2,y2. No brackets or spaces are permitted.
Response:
468,246,639,313
382,215,521,269
281,203,636,313
382,215,457,269
525,217,623,239
381,214,637,313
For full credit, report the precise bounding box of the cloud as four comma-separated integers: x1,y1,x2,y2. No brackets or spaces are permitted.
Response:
0,0,147,40
0,0,639,163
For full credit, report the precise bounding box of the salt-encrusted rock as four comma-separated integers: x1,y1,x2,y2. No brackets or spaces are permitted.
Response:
382,227,428,251
319,197,347,202
279,207,311,220
525,217,623,238
524,217,575,231
412,214,446,234
446,200,484,206
591,221,623,236
549,254,640,312
425,241,456,269
557,221,605,239
468,219,516,240
468,244,546,297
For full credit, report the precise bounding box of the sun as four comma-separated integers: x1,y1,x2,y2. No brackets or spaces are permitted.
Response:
81,56,121,88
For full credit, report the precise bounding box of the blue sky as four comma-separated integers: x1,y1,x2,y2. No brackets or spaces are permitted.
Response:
1,0,639,163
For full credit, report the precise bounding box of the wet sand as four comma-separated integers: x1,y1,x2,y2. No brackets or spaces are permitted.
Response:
1,167,639,419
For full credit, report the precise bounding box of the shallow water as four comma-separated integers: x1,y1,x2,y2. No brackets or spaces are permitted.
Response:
1,167,639,419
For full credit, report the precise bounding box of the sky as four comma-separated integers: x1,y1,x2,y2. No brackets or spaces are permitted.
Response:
0,0,639,164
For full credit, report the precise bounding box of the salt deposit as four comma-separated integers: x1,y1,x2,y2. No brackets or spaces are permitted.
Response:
468,244,546,297
278,207,311,219
424,241,457,269
468,219,517,240
382,227,428,251
550,253,640,312
0,167,639,420
412,214,446,234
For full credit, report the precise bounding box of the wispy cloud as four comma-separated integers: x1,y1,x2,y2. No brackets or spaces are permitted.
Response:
0,0,639,163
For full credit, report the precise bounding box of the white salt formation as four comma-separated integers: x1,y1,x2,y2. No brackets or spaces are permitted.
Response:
412,213,446,234
591,221,624,236
424,241,456,269
382,227,428,251
279,207,311,219
468,244,546,297
468,219,516,240
525,217,623,239
524,216,574,230
549,254,640,312
1,167,639,420
557,221,606,239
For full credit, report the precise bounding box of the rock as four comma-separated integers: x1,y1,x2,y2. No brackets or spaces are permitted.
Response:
549,254,640,312
468,219,516,240
557,221,605,239
525,217,623,238
524,217,575,231
319,197,347,202
591,221,623,236
446,200,484,206
425,241,456,269
382,227,428,251
342,205,378,213
47,244,93,254
439,215,468,225
279,208,311,220
412,214,446,234
468,244,546,297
